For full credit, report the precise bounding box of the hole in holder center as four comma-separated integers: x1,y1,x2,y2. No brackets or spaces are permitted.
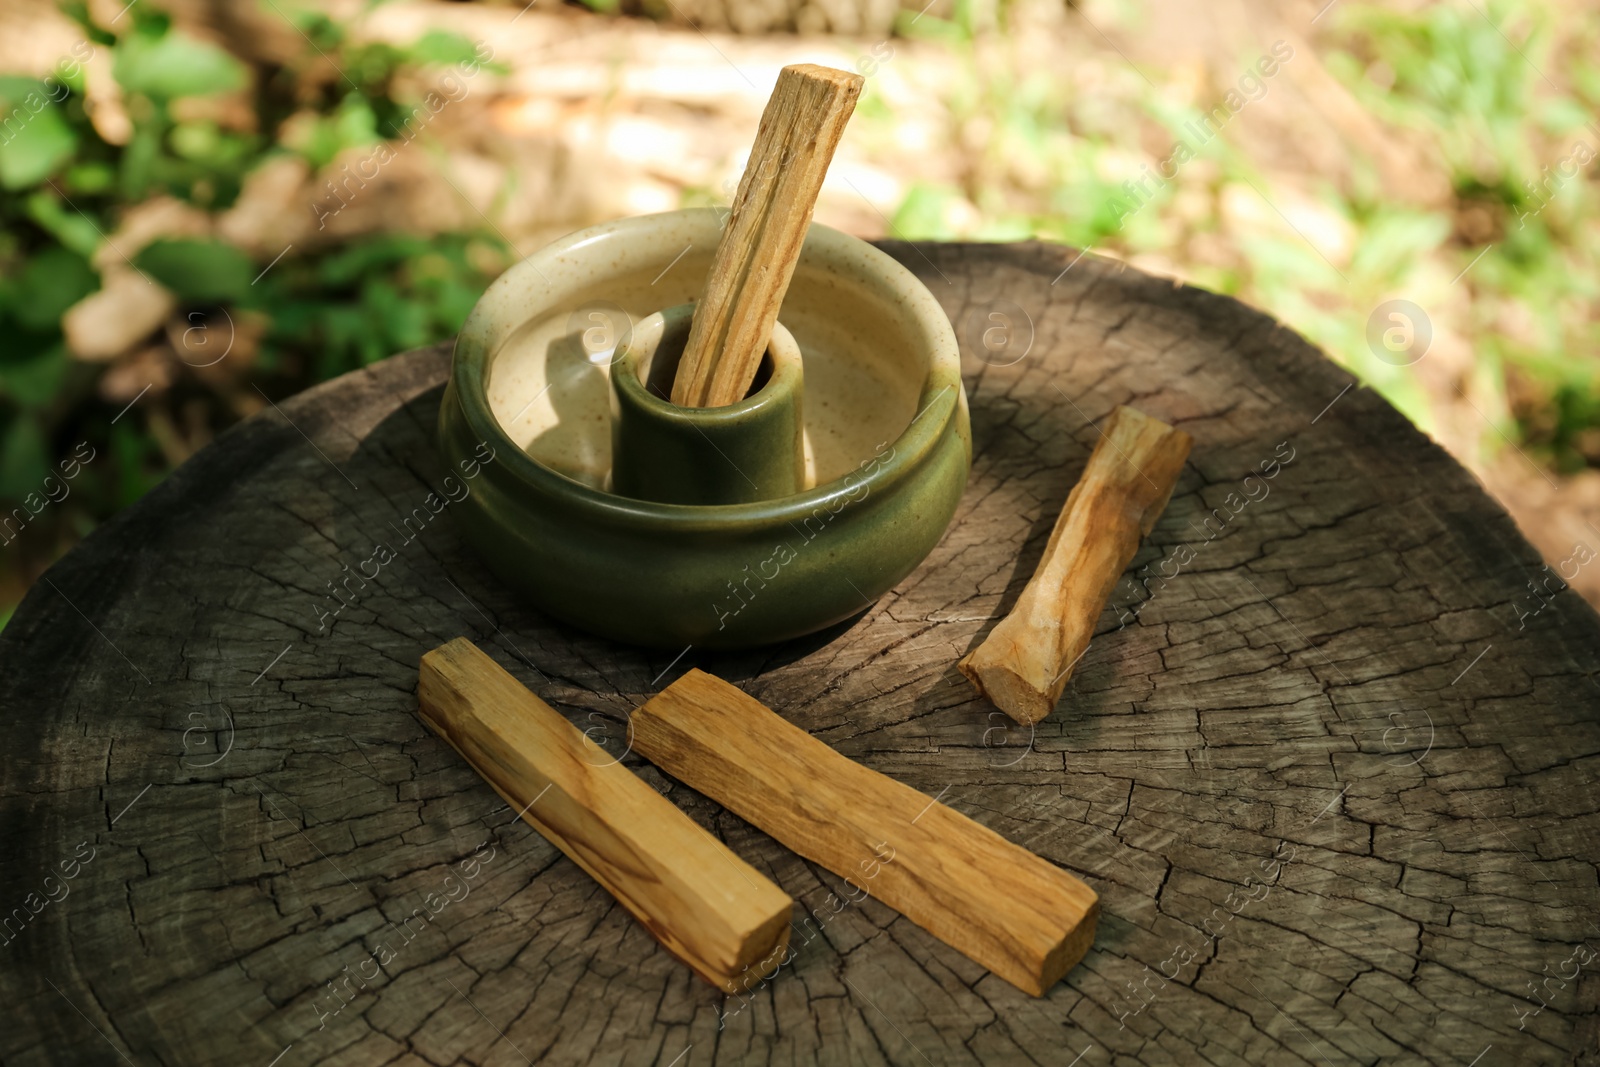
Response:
639,313,774,405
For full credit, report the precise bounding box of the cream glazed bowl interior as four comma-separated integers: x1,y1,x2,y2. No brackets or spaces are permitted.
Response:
438,208,972,649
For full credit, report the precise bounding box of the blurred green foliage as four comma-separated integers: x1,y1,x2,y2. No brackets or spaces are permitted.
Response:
1323,2,1600,471
268,234,499,378
876,0,1600,472
0,1,508,621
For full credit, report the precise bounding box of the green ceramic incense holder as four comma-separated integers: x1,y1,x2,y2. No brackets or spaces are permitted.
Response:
439,208,970,649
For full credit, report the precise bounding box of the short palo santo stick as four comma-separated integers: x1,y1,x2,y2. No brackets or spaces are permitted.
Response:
671,64,864,408
631,669,1100,997
418,638,793,992
960,405,1192,725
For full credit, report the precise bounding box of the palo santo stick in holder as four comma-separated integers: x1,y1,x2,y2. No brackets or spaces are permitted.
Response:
960,405,1192,725
671,64,864,408
632,669,1099,997
418,638,793,992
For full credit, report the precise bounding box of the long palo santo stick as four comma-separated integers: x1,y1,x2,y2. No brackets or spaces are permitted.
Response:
671,64,863,408
960,405,1192,725
418,638,794,992
632,669,1100,997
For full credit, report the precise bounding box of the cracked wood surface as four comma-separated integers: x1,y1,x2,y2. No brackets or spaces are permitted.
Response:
2,241,1599,1066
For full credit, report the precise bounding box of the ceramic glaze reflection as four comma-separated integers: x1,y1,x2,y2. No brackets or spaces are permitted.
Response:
487,255,923,492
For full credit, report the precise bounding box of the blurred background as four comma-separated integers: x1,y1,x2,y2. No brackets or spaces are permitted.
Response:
1,0,1597,625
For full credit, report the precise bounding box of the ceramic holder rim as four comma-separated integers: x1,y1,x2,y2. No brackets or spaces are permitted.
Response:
450,208,965,532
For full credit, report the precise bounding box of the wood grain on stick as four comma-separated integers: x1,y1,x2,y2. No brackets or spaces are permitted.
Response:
631,668,1099,996
960,405,1192,725
670,64,863,408
418,638,793,992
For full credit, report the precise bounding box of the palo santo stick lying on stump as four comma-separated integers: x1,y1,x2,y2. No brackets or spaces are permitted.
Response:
632,669,1099,997
671,64,864,408
959,405,1192,725
418,638,793,992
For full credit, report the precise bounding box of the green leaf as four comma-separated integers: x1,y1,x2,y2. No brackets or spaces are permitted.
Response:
288,9,346,52
1537,97,1593,136
891,182,962,240
317,305,369,378
59,1,116,46
169,121,222,161
110,420,162,509
0,413,48,502
132,239,255,302
431,276,480,331
0,77,80,190
1348,210,1451,282
342,42,406,90
316,233,420,285
972,215,1036,241
894,8,967,44
113,26,247,100
362,276,427,353
118,117,162,201
291,95,380,169
404,31,482,66
11,247,98,332
0,342,71,408
332,95,380,149
64,160,114,194
23,191,101,258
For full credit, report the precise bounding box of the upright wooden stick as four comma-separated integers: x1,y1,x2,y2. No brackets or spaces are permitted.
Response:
418,638,794,992
671,64,863,408
631,669,1100,997
959,405,1192,725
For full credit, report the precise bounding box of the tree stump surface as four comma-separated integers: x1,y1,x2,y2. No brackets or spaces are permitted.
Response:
2,242,1598,1067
